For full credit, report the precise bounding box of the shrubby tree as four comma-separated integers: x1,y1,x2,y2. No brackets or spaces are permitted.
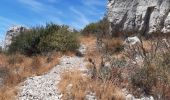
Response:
38,26,80,52
8,23,80,55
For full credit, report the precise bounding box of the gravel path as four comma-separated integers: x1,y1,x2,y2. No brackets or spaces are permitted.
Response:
18,55,87,100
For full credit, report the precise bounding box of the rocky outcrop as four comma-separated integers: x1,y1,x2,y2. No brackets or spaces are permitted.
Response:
107,0,170,36
4,25,27,49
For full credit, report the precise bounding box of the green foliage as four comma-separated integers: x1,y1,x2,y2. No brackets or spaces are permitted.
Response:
81,23,99,36
81,16,110,37
38,27,80,52
8,23,80,55
131,64,157,95
98,65,112,81
8,26,44,55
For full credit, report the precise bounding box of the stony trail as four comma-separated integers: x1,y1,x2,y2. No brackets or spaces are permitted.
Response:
17,42,154,100
18,55,87,100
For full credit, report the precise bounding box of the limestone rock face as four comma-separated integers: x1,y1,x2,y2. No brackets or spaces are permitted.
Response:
4,25,27,49
107,0,170,36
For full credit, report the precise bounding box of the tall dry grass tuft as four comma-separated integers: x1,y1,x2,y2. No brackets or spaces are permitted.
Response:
59,70,125,100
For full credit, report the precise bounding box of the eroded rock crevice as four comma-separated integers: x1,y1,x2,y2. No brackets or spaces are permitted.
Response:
142,6,155,35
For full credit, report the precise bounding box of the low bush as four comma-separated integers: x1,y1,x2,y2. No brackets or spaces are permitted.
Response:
8,23,80,55
131,64,157,95
38,27,80,52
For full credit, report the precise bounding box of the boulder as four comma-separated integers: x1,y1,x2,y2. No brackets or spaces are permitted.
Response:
107,0,170,36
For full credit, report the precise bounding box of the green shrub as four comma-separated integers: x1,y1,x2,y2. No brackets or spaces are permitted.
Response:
81,16,110,37
131,64,157,95
8,23,80,55
8,26,44,55
38,27,80,52
81,23,99,36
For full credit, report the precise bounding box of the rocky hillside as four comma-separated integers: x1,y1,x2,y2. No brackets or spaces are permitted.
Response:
107,0,170,36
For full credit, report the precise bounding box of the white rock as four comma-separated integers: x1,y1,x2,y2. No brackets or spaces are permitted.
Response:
107,0,170,35
126,94,135,100
162,13,170,33
78,44,87,55
125,36,141,45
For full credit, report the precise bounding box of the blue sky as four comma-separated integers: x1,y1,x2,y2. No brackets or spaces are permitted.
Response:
0,0,106,45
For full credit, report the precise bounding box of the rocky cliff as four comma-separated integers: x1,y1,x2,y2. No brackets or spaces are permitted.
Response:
107,0,170,36
4,26,27,49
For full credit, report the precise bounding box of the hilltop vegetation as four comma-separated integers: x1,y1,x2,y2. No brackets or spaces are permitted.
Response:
81,17,110,37
8,23,80,56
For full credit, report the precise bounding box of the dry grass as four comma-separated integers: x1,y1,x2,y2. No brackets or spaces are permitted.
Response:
83,36,170,99
59,70,88,99
79,35,96,46
80,36,103,69
0,52,61,99
0,87,17,100
0,53,8,66
58,70,125,100
125,37,170,99
102,38,124,54
4,52,61,83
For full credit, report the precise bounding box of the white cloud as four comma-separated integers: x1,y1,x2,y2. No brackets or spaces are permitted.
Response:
18,0,63,24
0,16,20,28
80,0,106,17
47,0,59,3
18,0,44,12
81,0,105,7
70,7,89,26
17,0,105,30
18,0,62,15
